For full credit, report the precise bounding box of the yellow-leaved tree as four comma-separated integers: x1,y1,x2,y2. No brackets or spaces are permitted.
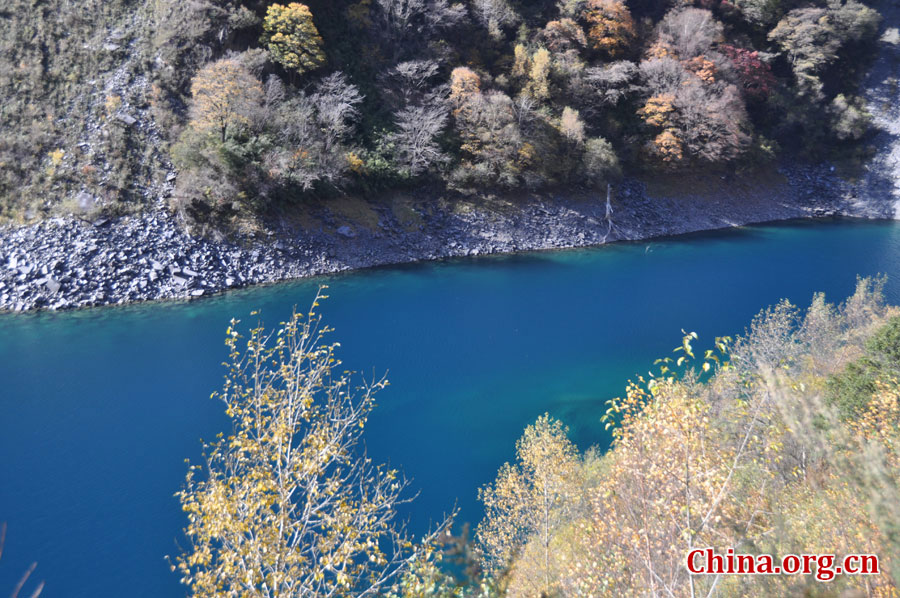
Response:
480,280,900,598
173,289,452,597
526,48,552,102
188,58,263,142
261,3,326,75
477,414,582,598
559,107,585,144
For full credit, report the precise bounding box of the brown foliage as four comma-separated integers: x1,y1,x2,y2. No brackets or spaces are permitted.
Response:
652,128,685,163
637,93,676,128
583,0,637,57
541,19,588,53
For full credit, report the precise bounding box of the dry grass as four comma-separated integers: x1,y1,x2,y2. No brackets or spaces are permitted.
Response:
643,165,788,199
327,195,380,232
388,195,426,232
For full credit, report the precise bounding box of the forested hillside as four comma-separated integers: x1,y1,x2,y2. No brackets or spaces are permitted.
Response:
0,0,883,225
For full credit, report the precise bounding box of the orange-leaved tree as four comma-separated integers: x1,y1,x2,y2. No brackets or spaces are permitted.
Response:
583,0,636,57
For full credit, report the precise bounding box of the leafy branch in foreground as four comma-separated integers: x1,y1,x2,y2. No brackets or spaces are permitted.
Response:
172,288,453,597
477,415,582,598
0,523,44,598
478,277,900,598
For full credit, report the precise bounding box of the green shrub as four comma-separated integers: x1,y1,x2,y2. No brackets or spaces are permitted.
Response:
827,316,900,419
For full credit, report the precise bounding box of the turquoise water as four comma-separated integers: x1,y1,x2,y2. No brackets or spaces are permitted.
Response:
2,218,900,595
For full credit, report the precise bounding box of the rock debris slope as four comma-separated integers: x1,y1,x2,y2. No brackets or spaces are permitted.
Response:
854,0,900,218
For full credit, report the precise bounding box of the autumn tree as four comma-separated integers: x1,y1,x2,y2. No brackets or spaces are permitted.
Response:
450,87,531,188
541,18,587,53
737,283,900,597
634,6,754,167
582,0,636,57
511,44,530,83
390,102,450,176
567,379,733,597
188,58,263,142
264,73,364,190
449,64,602,188
510,46,554,102
637,57,748,165
450,66,485,128
468,281,900,598
637,92,676,128
559,106,585,144
721,45,777,101
636,86,683,163
471,0,521,39
653,7,722,59
261,3,326,75
477,414,581,598
768,8,841,96
173,291,452,597
526,48,552,102
562,280,897,597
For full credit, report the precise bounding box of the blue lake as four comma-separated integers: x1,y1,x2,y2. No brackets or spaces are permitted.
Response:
2,218,900,596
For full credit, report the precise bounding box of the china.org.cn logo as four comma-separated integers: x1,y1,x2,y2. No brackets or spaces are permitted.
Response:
686,548,879,582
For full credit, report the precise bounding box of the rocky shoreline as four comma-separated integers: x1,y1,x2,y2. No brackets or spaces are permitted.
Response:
3,0,899,314
0,161,886,313
3,0,898,314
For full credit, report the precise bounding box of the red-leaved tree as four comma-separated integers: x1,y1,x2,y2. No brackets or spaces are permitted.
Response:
721,44,777,101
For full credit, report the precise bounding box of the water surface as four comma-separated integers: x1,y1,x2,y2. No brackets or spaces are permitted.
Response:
2,218,900,596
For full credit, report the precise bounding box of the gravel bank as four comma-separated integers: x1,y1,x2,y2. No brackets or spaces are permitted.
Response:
0,160,875,312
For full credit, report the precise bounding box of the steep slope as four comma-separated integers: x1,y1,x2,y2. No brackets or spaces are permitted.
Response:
0,0,170,221
854,0,900,217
